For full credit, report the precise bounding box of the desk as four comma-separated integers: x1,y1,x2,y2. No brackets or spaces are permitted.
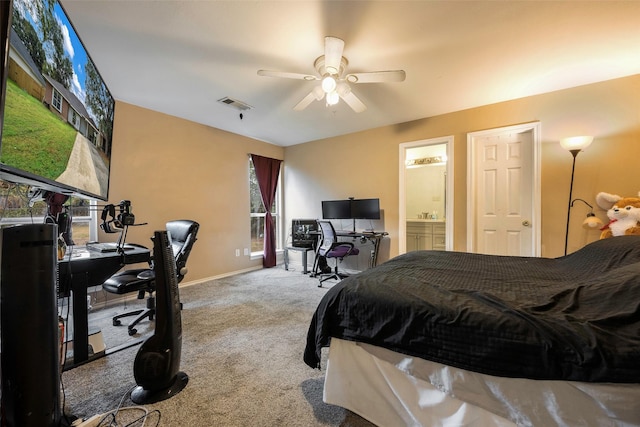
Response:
311,230,388,276
58,244,150,369
335,231,388,268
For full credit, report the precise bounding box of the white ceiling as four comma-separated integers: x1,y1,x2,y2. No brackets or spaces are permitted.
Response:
61,1,640,147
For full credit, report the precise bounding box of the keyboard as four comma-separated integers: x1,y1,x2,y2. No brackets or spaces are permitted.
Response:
85,242,136,253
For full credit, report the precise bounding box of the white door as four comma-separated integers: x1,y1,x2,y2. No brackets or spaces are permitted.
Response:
467,123,541,256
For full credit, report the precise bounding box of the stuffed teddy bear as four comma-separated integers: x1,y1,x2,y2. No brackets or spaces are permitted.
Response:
595,192,640,239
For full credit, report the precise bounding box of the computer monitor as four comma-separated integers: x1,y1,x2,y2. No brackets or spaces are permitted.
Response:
291,219,317,248
351,198,381,219
321,200,351,219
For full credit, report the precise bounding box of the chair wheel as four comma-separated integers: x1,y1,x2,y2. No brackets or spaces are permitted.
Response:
128,328,137,336
113,319,121,326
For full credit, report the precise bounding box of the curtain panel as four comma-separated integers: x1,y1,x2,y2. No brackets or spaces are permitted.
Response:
250,154,282,268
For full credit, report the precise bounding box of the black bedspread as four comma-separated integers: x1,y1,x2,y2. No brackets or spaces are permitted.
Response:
304,236,640,383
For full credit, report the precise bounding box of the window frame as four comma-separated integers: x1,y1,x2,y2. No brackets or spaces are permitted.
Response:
52,89,62,112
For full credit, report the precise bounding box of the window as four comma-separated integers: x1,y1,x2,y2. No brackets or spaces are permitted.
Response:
0,181,96,246
70,109,79,128
52,89,62,112
249,157,282,254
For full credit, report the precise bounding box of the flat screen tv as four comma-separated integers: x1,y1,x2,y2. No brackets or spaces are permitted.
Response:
351,198,381,219
0,0,114,200
321,200,351,219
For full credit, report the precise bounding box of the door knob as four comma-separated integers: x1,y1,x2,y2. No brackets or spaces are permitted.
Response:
522,220,531,226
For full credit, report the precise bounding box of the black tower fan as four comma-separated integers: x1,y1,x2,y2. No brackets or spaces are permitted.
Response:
131,230,188,404
1,224,60,427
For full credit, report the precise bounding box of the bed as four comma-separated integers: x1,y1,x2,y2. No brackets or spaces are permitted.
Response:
304,236,640,426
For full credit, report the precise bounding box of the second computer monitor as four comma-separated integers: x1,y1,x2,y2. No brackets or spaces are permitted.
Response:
321,198,380,220
351,198,381,220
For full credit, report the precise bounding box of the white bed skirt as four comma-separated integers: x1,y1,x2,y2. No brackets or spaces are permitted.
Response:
323,338,640,427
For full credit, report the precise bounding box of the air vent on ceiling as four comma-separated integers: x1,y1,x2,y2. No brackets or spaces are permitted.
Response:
217,97,253,111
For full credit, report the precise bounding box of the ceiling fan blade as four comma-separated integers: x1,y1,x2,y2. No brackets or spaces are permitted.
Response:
346,70,406,83
257,70,318,81
293,92,316,111
342,92,367,113
324,36,344,75
293,86,325,111
336,83,366,113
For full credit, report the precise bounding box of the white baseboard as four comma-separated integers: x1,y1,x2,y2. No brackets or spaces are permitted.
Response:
179,265,263,288
78,265,265,311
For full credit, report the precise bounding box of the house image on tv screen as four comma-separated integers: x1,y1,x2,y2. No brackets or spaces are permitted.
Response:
1,0,115,200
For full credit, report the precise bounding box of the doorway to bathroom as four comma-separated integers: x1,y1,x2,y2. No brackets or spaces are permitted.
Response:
399,136,454,254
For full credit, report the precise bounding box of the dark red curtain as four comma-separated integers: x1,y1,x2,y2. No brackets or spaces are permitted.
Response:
251,154,282,268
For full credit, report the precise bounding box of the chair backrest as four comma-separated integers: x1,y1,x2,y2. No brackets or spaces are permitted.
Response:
166,219,200,282
317,220,338,254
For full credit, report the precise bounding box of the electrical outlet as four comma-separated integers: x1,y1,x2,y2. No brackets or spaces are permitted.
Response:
243,248,249,256
235,249,240,257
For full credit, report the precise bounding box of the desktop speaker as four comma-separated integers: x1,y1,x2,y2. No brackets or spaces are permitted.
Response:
1,224,60,427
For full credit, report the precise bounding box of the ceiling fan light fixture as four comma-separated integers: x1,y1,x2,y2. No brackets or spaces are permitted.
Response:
325,65,338,75
259,36,404,113
326,91,339,106
321,75,337,93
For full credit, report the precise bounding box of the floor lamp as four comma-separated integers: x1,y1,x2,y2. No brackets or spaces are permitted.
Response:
561,136,594,255
570,198,603,229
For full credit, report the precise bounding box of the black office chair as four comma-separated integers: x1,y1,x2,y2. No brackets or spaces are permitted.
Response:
103,220,200,335
316,220,359,287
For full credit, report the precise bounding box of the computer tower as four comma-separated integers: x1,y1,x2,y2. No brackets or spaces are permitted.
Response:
291,219,317,249
1,224,60,427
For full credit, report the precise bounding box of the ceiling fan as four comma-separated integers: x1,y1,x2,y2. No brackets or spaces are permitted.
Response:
257,36,406,113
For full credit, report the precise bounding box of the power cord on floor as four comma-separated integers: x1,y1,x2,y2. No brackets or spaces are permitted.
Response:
71,386,161,427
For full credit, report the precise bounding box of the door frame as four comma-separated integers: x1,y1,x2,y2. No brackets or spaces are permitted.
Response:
399,136,454,254
466,122,541,256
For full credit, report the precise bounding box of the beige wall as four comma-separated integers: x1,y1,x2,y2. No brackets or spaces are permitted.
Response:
106,75,639,281
284,74,640,261
103,102,283,281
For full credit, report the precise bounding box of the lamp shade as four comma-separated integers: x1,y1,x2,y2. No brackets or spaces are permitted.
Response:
321,75,337,93
326,91,339,105
582,213,603,229
560,136,593,152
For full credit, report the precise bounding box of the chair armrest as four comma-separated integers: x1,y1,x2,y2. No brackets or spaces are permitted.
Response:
137,270,155,280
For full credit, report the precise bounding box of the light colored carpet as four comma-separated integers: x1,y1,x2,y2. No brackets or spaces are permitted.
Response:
61,266,375,426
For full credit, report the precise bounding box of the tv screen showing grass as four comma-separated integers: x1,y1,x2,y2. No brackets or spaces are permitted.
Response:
0,0,114,200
